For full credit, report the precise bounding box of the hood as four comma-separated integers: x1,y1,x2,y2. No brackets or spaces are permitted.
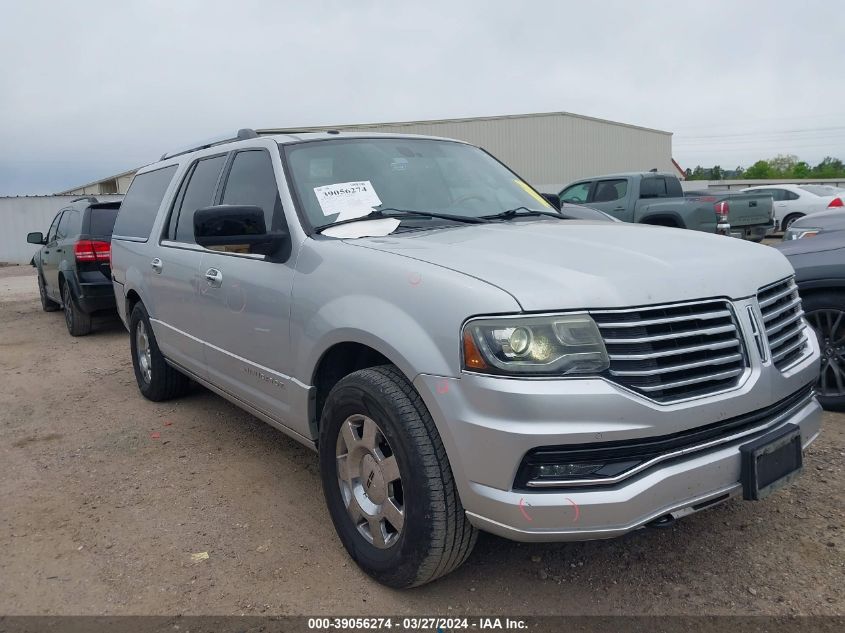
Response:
774,231,845,257
348,220,795,311
791,208,845,230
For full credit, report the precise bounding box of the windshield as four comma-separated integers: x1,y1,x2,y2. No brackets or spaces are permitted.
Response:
282,138,554,230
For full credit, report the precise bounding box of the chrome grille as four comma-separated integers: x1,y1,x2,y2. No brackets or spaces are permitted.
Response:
758,277,809,370
592,300,746,402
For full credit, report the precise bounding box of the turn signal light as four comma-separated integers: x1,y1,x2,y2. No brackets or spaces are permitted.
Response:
462,330,488,370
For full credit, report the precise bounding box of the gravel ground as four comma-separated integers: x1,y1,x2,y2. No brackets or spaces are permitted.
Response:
0,264,842,616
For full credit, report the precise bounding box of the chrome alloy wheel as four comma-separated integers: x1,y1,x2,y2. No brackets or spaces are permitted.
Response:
136,320,153,385
807,309,845,397
335,414,404,549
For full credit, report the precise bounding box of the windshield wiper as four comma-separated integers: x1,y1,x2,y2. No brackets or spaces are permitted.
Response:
314,208,489,233
482,206,566,221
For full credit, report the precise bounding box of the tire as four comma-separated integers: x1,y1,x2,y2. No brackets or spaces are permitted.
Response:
129,302,190,401
62,280,92,336
38,274,60,312
782,213,804,232
803,291,845,411
318,365,477,588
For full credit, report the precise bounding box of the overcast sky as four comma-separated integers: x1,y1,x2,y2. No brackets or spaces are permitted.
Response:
1,0,843,195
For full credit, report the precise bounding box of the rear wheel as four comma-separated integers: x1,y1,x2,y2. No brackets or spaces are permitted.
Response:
38,274,59,312
804,291,845,411
319,365,477,587
782,213,804,231
129,302,190,401
62,281,92,336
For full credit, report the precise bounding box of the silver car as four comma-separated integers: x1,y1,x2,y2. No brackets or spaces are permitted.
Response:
111,129,822,588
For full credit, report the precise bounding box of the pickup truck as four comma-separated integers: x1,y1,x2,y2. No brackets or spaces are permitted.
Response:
558,172,774,240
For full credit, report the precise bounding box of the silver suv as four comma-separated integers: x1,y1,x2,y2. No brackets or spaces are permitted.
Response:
111,129,822,587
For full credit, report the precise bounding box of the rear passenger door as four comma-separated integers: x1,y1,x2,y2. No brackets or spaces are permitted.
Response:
153,154,228,377
195,149,299,432
587,178,631,221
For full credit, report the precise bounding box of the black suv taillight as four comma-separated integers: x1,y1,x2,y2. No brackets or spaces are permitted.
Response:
74,240,110,263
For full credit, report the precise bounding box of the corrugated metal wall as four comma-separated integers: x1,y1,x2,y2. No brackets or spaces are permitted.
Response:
56,113,674,198
269,112,674,192
0,195,123,264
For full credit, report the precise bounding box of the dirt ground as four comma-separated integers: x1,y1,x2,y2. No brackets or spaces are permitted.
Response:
0,264,842,616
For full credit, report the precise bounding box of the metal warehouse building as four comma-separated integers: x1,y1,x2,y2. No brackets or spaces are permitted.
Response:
59,111,676,196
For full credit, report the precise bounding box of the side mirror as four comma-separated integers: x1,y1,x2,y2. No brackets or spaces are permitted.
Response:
27,231,45,245
194,205,288,257
541,193,561,210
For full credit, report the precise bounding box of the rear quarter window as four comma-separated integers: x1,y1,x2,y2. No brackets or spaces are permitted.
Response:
113,165,178,240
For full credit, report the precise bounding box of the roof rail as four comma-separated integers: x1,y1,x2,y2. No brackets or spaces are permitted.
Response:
72,196,98,203
256,128,341,136
160,128,259,161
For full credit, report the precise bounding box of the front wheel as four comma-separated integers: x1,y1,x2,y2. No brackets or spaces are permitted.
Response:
319,365,477,588
804,291,845,411
38,274,60,312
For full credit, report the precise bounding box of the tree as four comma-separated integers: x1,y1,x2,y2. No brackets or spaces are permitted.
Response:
743,160,772,179
684,167,693,179
813,157,845,178
769,154,799,177
792,161,811,178
711,165,723,180
735,166,745,178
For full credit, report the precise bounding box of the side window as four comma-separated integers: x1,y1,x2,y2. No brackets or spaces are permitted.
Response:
174,155,227,243
592,179,627,203
220,150,283,231
55,210,74,240
640,177,668,199
560,182,592,204
784,190,800,201
62,209,84,238
665,177,683,197
46,211,64,243
113,165,178,240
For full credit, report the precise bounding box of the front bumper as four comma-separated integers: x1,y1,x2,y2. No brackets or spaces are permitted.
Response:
413,328,821,542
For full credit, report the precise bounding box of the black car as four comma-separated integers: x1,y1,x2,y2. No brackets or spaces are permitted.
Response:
774,232,845,410
27,197,121,336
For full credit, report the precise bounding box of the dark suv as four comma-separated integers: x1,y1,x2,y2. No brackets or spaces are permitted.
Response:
27,197,121,336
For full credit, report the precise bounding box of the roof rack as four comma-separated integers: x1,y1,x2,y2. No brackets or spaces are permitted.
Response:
256,128,341,136
160,128,259,161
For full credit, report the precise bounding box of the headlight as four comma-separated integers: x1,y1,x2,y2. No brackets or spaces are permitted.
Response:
784,228,819,240
462,314,609,376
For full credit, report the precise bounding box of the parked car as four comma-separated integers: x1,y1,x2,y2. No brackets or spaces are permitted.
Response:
111,130,821,588
741,184,845,232
783,207,845,241
26,197,121,336
559,172,774,240
773,232,845,409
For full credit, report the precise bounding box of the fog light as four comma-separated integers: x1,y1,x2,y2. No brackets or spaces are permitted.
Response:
534,463,605,478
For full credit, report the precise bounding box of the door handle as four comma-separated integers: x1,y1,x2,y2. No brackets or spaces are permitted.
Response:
204,268,223,288
151,258,163,273
57,248,64,253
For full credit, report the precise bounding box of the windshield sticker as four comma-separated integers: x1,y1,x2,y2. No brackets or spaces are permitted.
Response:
320,218,400,239
513,179,552,208
390,158,409,171
314,180,382,220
